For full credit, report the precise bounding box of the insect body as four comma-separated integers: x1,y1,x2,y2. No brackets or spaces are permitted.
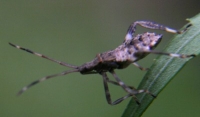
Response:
9,21,195,105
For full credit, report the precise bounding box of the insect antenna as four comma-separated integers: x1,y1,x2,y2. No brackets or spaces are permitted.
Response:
17,69,79,96
9,43,77,68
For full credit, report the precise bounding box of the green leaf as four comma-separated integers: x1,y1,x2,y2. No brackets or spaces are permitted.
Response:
122,13,200,117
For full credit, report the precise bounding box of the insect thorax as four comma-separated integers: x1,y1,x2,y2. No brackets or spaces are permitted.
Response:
114,32,162,65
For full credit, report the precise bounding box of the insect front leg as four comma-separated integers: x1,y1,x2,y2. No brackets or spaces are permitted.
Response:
135,50,196,58
125,20,191,41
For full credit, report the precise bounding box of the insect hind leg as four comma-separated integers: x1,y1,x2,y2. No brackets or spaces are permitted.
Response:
110,70,156,104
101,72,155,105
100,72,139,105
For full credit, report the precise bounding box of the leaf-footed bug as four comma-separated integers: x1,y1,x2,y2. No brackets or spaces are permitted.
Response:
9,20,195,105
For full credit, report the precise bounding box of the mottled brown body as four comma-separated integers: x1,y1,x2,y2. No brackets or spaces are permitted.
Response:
79,32,162,73
9,20,194,105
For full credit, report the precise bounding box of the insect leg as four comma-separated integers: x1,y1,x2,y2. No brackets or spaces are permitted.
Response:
125,21,191,41
110,90,156,105
111,94,132,105
101,72,139,105
132,62,149,71
9,43,77,68
109,70,142,103
109,70,156,103
17,69,79,95
82,71,134,88
109,70,137,94
129,21,191,34
82,70,135,88
107,77,156,98
105,76,135,89
107,80,135,89
136,50,196,58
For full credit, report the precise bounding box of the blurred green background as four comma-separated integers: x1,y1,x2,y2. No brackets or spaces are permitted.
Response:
1,0,200,117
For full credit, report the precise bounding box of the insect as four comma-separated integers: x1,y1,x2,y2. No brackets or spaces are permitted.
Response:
9,21,195,105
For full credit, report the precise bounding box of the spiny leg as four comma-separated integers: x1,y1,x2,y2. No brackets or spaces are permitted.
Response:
107,80,135,89
82,71,135,88
109,89,156,105
9,43,77,68
111,94,132,105
109,70,156,103
125,20,191,41
108,83,156,104
101,72,115,105
109,70,138,95
80,71,133,88
17,69,79,95
101,72,138,105
105,71,156,97
132,62,149,71
109,70,142,104
136,50,196,58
